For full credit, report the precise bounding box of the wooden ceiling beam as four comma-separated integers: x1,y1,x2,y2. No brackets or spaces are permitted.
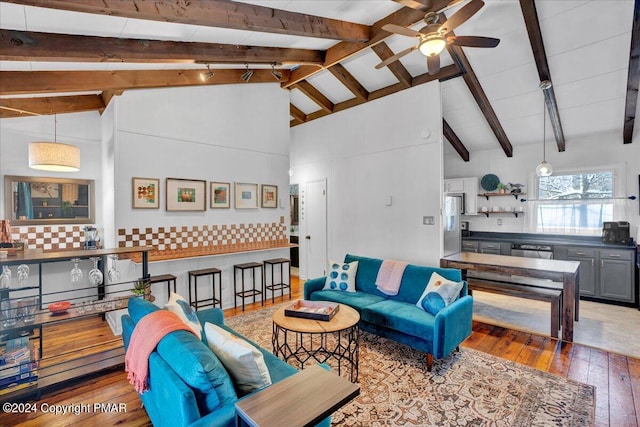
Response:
289,104,307,123
519,0,565,152
371,42,412,88
448,45,513,157
0,30,324,65
0,94,105,118
5,0,369,42
293,81,334,113
443,119,470,162
328,64,369,101
296,65,459,126
624,0,640,144
0,69,291,95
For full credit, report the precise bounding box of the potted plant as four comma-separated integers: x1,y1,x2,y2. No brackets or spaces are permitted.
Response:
131,277,154,302
496,183,509,194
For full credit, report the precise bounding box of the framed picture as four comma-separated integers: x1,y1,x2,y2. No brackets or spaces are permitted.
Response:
235,182,258,209
261,184,278,208
132,177,160,209
166,178,206,211
210,181,230,209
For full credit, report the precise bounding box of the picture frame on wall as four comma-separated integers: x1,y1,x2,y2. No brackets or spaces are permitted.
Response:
235,182,258,209
261,184,278,208
210,181,230,209
166,178,206,211
132,177,160,209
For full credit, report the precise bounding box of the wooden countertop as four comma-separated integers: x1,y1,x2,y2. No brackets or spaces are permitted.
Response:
126,242,297,263
0,246,154,265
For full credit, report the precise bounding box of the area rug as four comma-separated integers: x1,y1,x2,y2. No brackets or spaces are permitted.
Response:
225,304,595,427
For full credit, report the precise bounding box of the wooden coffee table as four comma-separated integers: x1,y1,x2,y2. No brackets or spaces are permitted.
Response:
272,301,360,382
235,364,360,427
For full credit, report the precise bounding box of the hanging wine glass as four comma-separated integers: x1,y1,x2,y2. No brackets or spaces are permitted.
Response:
17,264,29,287
70,258,83,285
108,254,121,283
89,257,103,286
0,266,12,289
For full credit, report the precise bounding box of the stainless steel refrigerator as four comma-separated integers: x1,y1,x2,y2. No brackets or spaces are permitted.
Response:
443,195,461,256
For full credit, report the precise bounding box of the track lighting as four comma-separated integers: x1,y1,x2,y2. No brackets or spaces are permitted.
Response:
200,64,214,82
271,63,283,81
241,64,254,83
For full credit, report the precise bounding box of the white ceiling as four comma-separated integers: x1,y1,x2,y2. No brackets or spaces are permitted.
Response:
0,0,636,157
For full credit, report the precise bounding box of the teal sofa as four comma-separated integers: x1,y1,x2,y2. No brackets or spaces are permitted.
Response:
121,298,330,427
304,254,473,370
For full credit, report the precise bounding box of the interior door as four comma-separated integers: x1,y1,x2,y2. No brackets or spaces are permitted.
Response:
305,179,327,279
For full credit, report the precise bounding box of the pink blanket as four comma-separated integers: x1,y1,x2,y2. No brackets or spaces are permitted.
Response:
125,310,193,393
375,259,408,296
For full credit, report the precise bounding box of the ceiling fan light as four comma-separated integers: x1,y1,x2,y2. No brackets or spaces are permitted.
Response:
536,161,553,177
29,142,80,172
418,35,446,57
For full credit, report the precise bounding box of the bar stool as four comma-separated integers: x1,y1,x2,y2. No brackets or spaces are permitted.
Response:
233,262,263,311
263,258,291,303
148,274,177,300
188,267,222,310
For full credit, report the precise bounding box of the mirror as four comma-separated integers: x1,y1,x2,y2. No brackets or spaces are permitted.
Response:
4,175,95,225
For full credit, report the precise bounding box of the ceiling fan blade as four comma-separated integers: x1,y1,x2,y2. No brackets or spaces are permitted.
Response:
382,24,421,38
375,46,417,69
427,55,440,75
440,0,484,33
449,35,500,48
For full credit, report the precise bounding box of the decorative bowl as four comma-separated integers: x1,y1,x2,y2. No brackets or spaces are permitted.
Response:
48,301,71,314
480,174,500,192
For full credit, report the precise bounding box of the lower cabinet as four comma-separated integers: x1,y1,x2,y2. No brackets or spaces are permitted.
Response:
565,246,635,303
462,240,478,253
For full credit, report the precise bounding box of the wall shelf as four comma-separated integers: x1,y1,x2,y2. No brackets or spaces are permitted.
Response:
478,192,526,200
480,211,524,218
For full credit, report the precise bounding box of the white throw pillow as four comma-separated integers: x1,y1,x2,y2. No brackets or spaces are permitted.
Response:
323,260,358,292
164,292,202,339
204,322,272,394
416,272,464,312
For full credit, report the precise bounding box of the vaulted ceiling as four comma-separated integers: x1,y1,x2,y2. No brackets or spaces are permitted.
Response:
0,0,638,161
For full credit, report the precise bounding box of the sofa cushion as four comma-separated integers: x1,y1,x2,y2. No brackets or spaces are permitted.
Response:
361,300,435,341
416,272,464,313
396,266,463,304
420,292,446,316
165,292,203,339
157,330,237,415
323,260,358,292
204,323,272,395
309,289,386,312
344,254,385,296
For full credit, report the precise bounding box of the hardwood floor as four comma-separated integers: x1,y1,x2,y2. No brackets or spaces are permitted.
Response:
2,277,639,427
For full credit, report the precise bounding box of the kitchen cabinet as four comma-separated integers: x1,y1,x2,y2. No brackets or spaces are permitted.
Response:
0,246,152,401
562,246,635,303
479,241,501,255
567,247,596,297
599,249,634,302
444,177,478,215
462,240,478,253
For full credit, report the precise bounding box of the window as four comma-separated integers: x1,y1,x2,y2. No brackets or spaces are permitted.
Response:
534,170,613,234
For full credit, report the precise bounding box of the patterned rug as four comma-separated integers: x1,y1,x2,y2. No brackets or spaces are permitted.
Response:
225,304,595,427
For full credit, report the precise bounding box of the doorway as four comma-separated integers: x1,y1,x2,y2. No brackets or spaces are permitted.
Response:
304,179,327,279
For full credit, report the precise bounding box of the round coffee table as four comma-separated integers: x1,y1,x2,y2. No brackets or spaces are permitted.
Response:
272,301,360,382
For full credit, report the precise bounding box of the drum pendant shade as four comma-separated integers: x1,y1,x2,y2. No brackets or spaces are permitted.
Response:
29,142,80,172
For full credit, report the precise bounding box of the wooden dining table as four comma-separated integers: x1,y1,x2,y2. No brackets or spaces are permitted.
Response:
440,252,581,342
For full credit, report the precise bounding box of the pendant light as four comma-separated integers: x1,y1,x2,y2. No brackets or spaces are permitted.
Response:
29,114,80,172
535,80,553,177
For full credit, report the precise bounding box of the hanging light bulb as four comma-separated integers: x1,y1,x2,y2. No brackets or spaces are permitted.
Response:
536,81,553,177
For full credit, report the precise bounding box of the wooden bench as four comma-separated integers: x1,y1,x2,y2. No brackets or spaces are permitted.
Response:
467,278,563,339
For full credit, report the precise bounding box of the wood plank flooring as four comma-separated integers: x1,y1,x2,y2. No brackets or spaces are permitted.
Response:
2,277,638,427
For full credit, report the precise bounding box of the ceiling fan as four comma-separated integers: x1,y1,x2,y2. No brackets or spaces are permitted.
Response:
375,0,500,75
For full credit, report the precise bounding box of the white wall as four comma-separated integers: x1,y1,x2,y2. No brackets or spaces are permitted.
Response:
0,112,104,222
290,82,444,278
445,130,640,239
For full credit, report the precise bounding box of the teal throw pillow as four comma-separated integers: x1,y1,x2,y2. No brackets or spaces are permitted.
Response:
416,272,464,315
323,260,358,292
